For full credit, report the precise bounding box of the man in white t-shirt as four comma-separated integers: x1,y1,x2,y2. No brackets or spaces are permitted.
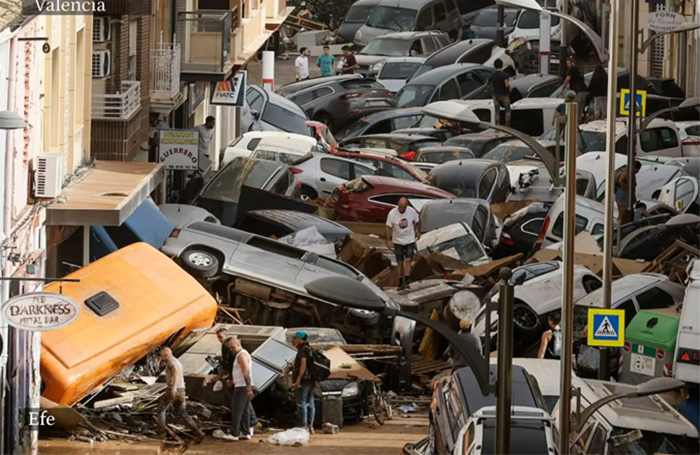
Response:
295,47,310,81
385,198,421,290
193,116,215,160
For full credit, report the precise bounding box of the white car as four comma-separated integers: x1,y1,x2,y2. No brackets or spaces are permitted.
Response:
577,118,685,158
508,7,562,44
293,153,378,200
473,261,601,351
222,131,317,165
655,175,699,213
676,120,700,156
675,259,700,384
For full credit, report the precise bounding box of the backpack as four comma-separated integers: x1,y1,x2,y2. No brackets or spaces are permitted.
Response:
306,347,331,382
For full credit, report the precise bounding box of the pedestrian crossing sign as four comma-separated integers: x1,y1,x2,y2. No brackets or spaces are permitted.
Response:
619,89,647,117
587,308,625,347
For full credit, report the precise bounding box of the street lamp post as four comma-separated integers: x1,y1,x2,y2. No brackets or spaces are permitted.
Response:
495,268,515,455
639,97,700,133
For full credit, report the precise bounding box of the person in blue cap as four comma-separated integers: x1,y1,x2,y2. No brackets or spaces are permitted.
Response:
291,330,316,434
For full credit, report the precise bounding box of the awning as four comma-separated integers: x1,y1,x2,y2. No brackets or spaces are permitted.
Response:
46,161,164,226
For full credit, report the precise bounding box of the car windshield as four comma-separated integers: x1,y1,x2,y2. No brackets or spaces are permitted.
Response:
200,159,278,203
360,38,408,56
482,144,536,162
263,103,309,136
472,9,518,27
253,149,300,164
518,10,561,28
482,419,550,454
345,4,377,23
419,224,487,264
417,150,474,163
579,131,607,153
608,427,697,455
379,61,423,79
418,115,440,128
396,85,435,108
366,6,416,31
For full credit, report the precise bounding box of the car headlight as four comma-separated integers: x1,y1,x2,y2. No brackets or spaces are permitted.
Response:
372,61,384,72
341,382,360,398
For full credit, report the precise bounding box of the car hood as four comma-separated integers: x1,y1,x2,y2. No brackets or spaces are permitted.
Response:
356,55,390,66
320,378,355,392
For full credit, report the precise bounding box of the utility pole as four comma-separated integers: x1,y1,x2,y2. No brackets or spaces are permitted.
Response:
539,10,551,75
495,267,514,455
496,5,506,48
600,0,620,381
558,0,569,79
558,90,578,455
626,0,640,223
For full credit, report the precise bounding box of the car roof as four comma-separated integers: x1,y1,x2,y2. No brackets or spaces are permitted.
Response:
243,210,351,234
357,133,435,142
509,73,562,90
416,146,474,153
580,118,677,135
375,0,433,8
361,175,454,196
406,63,490,86
431,158,500,177
576,273,668,307
455,365,539,413
356,107,423,123
512,97,564,109
376,30,445,40
574,377,699,437
276,75,362,94
351,0,382,5
489,358,561,398
268,90,308,116
423,39,495,66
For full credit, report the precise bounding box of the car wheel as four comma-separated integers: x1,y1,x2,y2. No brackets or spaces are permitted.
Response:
583,276,602,293
300,185,318,202
314,113,334,132
181,249,219,278
347,308,380,326
513,301,541,331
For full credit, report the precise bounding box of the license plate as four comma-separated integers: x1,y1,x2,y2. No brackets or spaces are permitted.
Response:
630,353,656,376
366,100,390,107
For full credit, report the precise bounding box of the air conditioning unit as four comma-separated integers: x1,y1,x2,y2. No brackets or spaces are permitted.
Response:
93,17,110,42
92,51,111,78
34,154,64,199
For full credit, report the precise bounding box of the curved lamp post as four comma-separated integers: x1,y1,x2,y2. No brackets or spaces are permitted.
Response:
0,111,27,130
640,22,700,54
420,95,577,187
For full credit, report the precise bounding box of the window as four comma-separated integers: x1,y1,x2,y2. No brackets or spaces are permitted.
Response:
364,138,389,149
396,85,435,108
464,422,476,451
421,37,437,54
457,72,484,97
393,115,421,130
380,62,423,80
587,425,607,455
128,20,137,80
446,0,458,14
353,163,376,178
510,109,545,137
521,218,545,235
409,40,424,56
576,177,591,196
438,79,460,100
478,168,497,199
591,223,604,236
640,127,679,153
433,2,447,22
292,90,315,106
262,103,309,136
320,158,351,179
573,424,594,453
269,170,293,194
383,162,416,180
635,287,676,310
616,299,637,326
367,6,418,31
551,214,588,238
247,88,264,112
366,119,393,134
247,138,261,151
530,81,562,98
458,44,496,65
437,35,451,47
235,217,287,238
372,194,402,205
416,8,433,30
50,48,60,149
675,178,696,212
75,29,85,126
345,4,378,23
686,125,700,136
472,206,487,241
361,38,413,57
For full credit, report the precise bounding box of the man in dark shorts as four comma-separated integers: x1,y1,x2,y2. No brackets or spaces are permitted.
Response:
559,56,588,121
385,197,421,290
487,58,510,126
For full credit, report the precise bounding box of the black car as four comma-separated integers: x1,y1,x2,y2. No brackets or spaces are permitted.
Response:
465,73,563,101
410,39,501,80
414,146,475,164
430,365,547,455
463,6,520,41
335,108,424,141
339,133,443,156
419,198,497,246
494,202,550,258
427,159,510,203
396,63,494,108
232,210,353,252
443,131,513,157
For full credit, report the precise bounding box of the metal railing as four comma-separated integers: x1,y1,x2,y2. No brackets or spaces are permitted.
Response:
92,81,141,120
151,43,181,100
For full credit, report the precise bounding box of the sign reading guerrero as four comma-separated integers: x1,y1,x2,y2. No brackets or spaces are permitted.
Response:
2,292,79,332
158,130,200,171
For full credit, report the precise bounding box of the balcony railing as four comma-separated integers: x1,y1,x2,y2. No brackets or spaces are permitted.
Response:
151,43,182,100
177,10,233,78
92,81,141,121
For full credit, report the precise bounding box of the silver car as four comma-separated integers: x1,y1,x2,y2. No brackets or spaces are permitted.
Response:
161,221,394,328
292,153,378,201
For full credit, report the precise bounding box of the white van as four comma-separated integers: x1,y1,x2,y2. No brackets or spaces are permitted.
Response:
579,118,686,158
452,98,562,138
222,131,318,165
674,259,700,384
535,194,616,249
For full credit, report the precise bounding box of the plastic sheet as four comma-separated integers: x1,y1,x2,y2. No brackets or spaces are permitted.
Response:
268,427,310,446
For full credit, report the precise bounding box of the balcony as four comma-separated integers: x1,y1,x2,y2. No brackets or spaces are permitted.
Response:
177,10,235,82
92,81,141,121
151,44,187,114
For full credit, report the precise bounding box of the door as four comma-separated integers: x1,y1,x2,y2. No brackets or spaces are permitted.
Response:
658,176,699,213
638,126,682,158
455,421,477,455
318,157,353,195
438,78,460,101
456,71,485,98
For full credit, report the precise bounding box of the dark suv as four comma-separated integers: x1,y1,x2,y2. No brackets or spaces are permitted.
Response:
429,365,547,454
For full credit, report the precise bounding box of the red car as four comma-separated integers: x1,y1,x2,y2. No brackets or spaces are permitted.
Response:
332,150,427,182
329,175,454,222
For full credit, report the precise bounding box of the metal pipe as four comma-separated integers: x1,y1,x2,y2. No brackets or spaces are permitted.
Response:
558,91,578,455
496,5,505,48
599,0,620,380
495,267,514,455
626,0,639,223
558,0,569,79
678,32,688,94
539,11,551,75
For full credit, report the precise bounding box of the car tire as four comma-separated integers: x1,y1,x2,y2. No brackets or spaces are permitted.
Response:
300,185,318,202
583,276,602,293
347,308,380,326
512,301,541,332
181,249,220,278
314,113,334,132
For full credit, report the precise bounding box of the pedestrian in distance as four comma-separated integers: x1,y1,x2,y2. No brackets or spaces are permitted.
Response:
616,160,642,224
341,46,358,75
385,197,421,291
487,58,511,127
295,47,310,81
317,46,335,77
559,56,588,122
157,348,206,444
290,331,316,434
552,98,569,126
194,116,215,162
537,312,562,359
448,318,483,368
633,201,652,221
588,65,608,120
226,336,255,441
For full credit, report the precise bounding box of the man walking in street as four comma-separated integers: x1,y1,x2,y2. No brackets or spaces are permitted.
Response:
227,336,255,441
291,331,316,434
487,58,511,127
385,197,421,291
194,116,215,164
157,348,206,443
340,46,357,74
616,160,642,224
295,47,310,81
559,56,588,121
317,46,334,77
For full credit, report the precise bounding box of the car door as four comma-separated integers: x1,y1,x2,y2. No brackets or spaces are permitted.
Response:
454,421,478,455
658,176,699,213
438,78,460,101
317,156,353,196
639,126,682,158
477,167,497,201
456,71,485,98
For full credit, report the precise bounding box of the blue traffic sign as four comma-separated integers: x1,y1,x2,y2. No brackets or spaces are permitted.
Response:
619,89,647,116
587,308,625,347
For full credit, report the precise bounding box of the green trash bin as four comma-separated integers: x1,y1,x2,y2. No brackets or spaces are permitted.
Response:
621,309,680,385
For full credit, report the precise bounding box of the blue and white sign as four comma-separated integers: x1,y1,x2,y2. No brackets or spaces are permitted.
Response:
587,308,625,347
620,88,647,117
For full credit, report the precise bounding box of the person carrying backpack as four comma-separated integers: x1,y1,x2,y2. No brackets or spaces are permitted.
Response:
291,331,318,433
